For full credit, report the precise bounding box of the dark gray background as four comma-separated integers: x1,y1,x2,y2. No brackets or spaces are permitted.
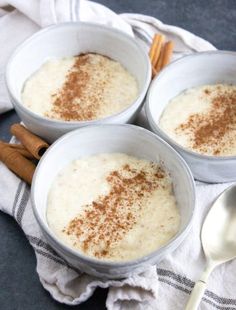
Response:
0,1,236,309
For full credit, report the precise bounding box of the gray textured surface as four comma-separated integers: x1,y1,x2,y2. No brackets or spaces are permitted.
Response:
97,0,236,50
0,1,236,309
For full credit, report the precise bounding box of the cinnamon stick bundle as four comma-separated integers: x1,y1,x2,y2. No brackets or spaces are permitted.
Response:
10,124,49,160
0,142,36,184
149,34,174,78
0,124,51,184
149,34,165,77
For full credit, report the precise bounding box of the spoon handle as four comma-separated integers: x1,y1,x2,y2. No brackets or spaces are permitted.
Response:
185,281,207,310
185,262,215,310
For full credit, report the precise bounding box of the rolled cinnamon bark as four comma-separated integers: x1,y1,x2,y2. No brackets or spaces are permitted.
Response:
10,124,49,160
17,147,36,159
149,34,160,62
155,45,165,74
0,142,36,184
161,41,174,69
152,34,165,68
2,142,35,159
5,143,26,150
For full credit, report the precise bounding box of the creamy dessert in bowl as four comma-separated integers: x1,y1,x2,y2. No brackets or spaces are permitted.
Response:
159,84,236,156
21,53,138,122
47,153,180,261
31,124,195,278
6,22,151,142
146,51,236,183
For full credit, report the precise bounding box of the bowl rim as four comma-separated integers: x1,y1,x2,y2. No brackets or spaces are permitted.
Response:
145,50,236,161
31,123,196,268
5,21,151,127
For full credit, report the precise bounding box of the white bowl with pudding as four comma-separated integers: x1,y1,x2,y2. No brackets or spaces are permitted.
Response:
6,22,151,142
146,51,236,183
31,124,195,279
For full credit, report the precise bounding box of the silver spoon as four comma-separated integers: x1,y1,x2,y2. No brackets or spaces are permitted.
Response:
185,184,236,310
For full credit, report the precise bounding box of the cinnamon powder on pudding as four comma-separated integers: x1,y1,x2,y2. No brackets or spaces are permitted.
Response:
64,163,166,259
43,53,138,121
176,86,236,155
48,54,101,121
47,153,180,261
22,54,138,121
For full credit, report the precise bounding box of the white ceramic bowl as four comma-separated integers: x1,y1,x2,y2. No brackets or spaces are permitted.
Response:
6,22,151,142
31,124,195,279
146,51,236,183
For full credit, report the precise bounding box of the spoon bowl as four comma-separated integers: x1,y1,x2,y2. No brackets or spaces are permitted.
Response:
202,185,236,263
186,184,236,310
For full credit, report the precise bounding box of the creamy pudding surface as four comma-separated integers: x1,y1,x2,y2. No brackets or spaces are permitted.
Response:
47,153,180,261
159,84,236,156
21,53,138,121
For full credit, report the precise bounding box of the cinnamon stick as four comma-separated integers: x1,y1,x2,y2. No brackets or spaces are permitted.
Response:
0,142,36,184
152,34,165,68
17,148,35,159
2,142,34,159
149,34,165,78
10,124,49,160
3,143,25,150
155,45,165,74
160,41,174,70
149,34,160,63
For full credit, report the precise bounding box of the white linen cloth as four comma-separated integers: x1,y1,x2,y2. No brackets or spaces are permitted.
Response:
0,1,236,309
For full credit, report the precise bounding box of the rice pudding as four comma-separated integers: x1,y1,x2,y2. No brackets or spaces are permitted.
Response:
159,84,236,156
47,153,180,261
21,53,138,121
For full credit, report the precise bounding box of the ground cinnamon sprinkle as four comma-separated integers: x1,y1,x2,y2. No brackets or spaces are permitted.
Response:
65,164,166,259
46,54,108,121
176,87,236,155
